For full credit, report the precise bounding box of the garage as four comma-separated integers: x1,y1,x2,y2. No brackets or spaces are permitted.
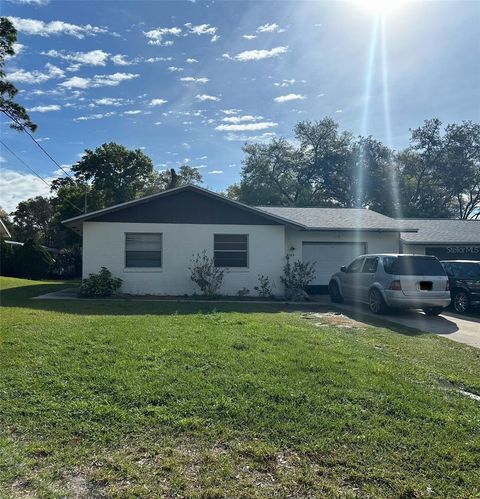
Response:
302,241,367,293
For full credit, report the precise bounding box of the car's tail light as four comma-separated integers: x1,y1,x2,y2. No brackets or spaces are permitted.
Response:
445,280,450,291
389,280,402,291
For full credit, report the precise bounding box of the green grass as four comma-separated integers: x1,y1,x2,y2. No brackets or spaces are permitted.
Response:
1,277,479,498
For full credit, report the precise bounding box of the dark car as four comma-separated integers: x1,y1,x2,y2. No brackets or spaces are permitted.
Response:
441,260,480,313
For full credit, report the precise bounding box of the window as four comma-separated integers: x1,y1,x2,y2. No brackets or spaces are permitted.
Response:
347,257,364,273
383,256,445,276
214,234,248,268
362,257,378,273
125,233,162,268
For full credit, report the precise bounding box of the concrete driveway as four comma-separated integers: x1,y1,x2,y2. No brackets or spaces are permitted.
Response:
313,295,480,348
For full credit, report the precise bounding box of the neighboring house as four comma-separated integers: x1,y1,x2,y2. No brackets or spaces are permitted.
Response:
63,185,416,295
0,219,11,239
400,219,480,261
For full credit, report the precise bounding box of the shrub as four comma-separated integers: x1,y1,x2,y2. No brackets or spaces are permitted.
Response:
80,267,122,297
0,238,16,276
51,246,82,278
254,274,274,298
280,254,316,291
237,287,250,297
189,251,225,297
16,239,53,279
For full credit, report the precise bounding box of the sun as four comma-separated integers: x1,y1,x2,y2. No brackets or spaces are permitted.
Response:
352,0,409,15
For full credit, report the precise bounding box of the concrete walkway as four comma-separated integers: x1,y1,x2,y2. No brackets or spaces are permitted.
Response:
313,295,480,349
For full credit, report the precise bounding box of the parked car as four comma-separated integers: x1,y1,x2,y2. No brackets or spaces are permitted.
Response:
329,254,451,315
441,260,480,314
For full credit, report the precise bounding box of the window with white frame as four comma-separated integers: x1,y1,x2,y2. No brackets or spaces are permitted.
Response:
214,234,248,268
125,233,162,268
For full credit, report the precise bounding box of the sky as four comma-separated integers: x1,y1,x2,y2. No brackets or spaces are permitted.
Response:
1,0,479,212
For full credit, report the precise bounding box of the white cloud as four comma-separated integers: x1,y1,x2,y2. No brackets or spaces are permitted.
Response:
8,16,108,38
256,23,286,33
5,42,26,59
274,78,305,87
93,97,131,106
274,93,306,103
7,0,50,5
224,132,276,142
112,54,171,66
221,109,241,115
185,23,217,36
59,72,139,89
210,34,220,43
186,58,198,63
243,34,257,40
143,26,182,45
168,66,184,72
208,170,223,175
180,76,209,83
124,110,143,115
223,46,288,62
222,115,262,123
29,104,61,112
149,98,168,106
74,112,116,122
0,169,52,212
335,109,343,113
42,49,109,67
7,63,64,84
196,94,220,102
215,122,277,132
111,54,131,66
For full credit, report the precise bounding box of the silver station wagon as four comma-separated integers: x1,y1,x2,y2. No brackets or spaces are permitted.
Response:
328,254,451,315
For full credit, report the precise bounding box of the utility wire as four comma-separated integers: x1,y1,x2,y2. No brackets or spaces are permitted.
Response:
1,110,73,179
0,139,84,214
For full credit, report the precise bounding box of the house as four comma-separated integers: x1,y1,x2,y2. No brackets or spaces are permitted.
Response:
63,185,417,295
399,218,480,261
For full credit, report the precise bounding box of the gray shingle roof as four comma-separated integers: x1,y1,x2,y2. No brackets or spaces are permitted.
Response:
256,207,416,231
399,219,480,244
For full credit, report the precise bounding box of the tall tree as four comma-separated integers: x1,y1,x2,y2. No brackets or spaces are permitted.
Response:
0,17,36,132
11,196,54,246
72,143,155,206
141,165,203,196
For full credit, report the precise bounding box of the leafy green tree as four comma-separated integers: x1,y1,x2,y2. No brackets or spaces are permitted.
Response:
141,165,203,196
0,17,37,132
0,237,16,275
72,143,155,206
11,196,54,246
0,206,13,235
16,238,53,279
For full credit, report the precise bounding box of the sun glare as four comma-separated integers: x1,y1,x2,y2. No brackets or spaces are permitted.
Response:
352,0,409,15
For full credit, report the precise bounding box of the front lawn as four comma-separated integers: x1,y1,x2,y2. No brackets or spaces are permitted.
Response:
1,277,479,497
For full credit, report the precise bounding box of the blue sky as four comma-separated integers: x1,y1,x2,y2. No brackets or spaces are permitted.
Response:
1,0,479,212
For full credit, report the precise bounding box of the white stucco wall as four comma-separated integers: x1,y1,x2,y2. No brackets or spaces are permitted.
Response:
401,243,426,255
285,229,401,258
82,222,286,296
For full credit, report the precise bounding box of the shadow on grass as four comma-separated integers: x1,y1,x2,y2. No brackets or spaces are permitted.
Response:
0,280,436,338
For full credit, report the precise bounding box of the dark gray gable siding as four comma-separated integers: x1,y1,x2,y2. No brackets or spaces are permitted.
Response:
88,189,283,225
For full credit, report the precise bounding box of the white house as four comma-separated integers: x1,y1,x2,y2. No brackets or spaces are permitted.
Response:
63,185,420,296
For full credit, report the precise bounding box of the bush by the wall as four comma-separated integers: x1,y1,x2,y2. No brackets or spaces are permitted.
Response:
16,239,54,279
280,254,316,291
80,267,122,297
189,251,225,297
254,274,274,298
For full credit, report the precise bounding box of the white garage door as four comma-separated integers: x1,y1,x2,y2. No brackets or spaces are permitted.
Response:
302,242,367,286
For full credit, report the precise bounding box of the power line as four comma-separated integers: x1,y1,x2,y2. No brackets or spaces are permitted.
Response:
1,110,73,179
0,140,84,214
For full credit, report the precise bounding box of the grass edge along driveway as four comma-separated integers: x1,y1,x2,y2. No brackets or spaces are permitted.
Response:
1,277,479,498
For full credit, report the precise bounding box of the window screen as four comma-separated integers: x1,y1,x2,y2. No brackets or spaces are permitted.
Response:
125,233,162,268
214,234,248,268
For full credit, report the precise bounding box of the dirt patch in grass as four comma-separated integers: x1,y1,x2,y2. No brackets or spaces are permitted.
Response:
302,311,368,330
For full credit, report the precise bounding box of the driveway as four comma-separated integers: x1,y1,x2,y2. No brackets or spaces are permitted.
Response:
313,295,480,348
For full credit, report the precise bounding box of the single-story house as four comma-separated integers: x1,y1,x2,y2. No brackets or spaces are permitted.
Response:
399,218,480,261
63,185,419,295
63,185,480,296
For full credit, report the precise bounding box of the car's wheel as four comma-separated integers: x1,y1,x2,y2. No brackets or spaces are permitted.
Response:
329,280,343,303
453,290,470,314
368,288,386,314
423,307,444,316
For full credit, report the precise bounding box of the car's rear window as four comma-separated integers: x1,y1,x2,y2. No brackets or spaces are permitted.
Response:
444,262,480,279
383,256,446,276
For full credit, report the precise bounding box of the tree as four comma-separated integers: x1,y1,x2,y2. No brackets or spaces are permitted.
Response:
0,206,13,235
0,237,16,275
141,165,203,196
16,238,53,279
0,17,36,132
72,143,155,206
11,196,54,246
